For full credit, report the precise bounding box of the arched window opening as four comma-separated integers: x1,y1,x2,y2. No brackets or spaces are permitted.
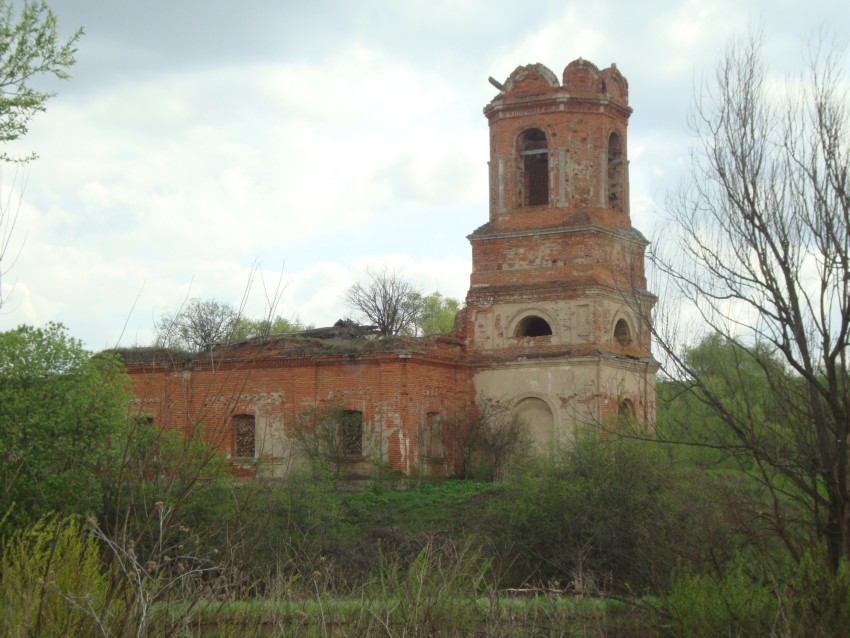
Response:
515,315,553,338
233,414,256,458
618,399,635,421
607,132,624,211
614,318,632,345
341,410,363,456
520,128,549,207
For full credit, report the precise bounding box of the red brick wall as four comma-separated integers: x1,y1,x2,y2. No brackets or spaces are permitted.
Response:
485,60,632,231
468,228,647,291
127,346,474,477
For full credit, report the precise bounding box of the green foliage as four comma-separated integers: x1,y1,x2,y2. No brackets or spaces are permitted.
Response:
656,32,850,571
345,267,422,336
174,473,350,594
156,297,310,350
230,315,310,341
100,417,228,568
487,429,679,591
661,334,791,455
345,270,460,337
340,479,496,534
657,333,818,559
784,549,850,636
412,291,461,336
666,548,850,637
666,554,777,638
291,400,362,482
106,417,227,509
0,323,130,536
135,418,226,484
172,476,496,596
0,514,110,637
0,0,82,160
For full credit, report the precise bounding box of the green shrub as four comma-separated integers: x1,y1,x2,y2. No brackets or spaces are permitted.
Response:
0,514,111,637
666,548,850,637
782,549,850,636
176,471,350,593
666,554,777,637
485,429,681,591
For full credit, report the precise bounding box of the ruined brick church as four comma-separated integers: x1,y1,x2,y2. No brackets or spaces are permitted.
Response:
125,59,657,478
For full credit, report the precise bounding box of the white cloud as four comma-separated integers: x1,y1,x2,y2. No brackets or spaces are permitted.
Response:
0,0,844,350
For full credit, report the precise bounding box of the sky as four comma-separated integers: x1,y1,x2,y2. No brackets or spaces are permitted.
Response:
0,0,846,350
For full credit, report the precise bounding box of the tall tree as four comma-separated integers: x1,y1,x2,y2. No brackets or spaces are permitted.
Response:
0,323,128,536
650,33,850,571
0,0,82,307
344,267,422,336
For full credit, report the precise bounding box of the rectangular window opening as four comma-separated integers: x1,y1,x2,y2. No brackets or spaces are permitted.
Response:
234,414,256,458
341,410,363,456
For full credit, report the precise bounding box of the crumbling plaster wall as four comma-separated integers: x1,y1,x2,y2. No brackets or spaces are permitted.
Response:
467,295,648,355
472,355,656,443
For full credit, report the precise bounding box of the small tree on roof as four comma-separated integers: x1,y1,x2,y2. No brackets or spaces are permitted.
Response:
344,267,423,337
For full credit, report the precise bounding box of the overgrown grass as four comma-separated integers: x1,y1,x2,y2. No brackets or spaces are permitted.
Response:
156,593,653,637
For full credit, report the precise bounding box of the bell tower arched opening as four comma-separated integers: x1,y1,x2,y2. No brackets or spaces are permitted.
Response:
519,128,549,207
607,131,624,211
515,315,553,337
614,317,632,345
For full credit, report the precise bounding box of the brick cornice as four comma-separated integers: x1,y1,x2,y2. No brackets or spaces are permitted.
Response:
484,93,633,121
468,222,648,247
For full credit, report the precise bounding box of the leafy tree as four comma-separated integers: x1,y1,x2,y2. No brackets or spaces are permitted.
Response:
0,0,82,308
657,333,791,470
345,267,422,336
413,292,461,336
155,297,238,352
0,323,129,536
650,33,850,571
0,0,82,158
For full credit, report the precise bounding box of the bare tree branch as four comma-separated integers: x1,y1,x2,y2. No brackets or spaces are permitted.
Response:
344,267,422,337
155,298,238,352
648,31,850,571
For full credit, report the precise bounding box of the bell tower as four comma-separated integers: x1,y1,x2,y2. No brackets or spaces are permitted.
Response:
466,59,656,443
